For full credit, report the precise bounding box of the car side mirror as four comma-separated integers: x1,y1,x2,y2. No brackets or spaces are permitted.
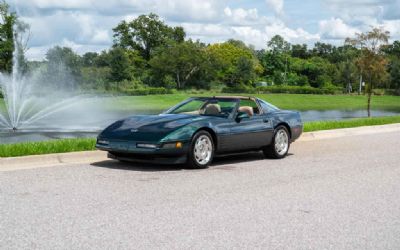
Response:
236,112,249,122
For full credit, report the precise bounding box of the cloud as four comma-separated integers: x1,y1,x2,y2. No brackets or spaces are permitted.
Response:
8,0,400,60
223,7,265,26
319,18,360,39
265,0,284,16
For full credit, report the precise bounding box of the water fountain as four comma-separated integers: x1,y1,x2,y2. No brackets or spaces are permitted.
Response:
0,35,115,143
0,38,95,131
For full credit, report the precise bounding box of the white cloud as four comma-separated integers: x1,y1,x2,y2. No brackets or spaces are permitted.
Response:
381,20,400,40
319,18,360,39
223,7,262,25
9,0,400,60
265,0,284,16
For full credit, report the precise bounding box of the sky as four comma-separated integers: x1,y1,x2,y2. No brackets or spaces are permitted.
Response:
7,0,400,60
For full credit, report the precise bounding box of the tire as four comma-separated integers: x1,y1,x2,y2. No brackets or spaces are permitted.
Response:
263,125,290,159
187,130,215,169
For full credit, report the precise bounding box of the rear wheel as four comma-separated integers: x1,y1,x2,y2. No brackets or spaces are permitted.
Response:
187,131,214,169
263,126,290,159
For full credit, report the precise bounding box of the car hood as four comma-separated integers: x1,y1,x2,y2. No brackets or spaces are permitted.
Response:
98,114,206,141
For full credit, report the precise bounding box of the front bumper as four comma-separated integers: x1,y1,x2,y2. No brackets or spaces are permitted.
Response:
107,152,187,165
96,139,190,164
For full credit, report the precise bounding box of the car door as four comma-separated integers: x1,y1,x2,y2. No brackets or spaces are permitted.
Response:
227,115,273,151
225,100,274,151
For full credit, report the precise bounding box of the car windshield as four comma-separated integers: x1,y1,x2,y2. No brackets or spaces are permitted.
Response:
165,98,238,117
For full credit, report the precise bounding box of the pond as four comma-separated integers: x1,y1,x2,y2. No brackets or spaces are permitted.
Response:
1,108,399,144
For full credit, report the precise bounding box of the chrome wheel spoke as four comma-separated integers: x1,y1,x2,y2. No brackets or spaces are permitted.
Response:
194,135,213,165
275,129,288,155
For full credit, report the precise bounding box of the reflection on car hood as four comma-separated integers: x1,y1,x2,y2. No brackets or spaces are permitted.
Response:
98,114,206,141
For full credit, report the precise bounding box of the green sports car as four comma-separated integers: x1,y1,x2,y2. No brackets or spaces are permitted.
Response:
96,96,303,168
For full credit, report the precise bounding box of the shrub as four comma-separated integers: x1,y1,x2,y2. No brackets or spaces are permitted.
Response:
372,89,400,96
123,87,173,96
222,85,343,95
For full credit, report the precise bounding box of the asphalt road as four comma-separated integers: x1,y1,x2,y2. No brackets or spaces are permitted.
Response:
1,132,400,249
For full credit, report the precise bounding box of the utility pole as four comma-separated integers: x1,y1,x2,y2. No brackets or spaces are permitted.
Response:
358,72,363,95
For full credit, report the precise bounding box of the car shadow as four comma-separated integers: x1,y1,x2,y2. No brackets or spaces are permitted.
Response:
91,151,294,172
91,160,185,172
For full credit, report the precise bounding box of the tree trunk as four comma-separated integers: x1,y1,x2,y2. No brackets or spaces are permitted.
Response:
176,72,181,89
367,92,372,117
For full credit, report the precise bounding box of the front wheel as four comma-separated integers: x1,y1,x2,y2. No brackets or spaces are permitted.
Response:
263,126,290,159
187,131,214,169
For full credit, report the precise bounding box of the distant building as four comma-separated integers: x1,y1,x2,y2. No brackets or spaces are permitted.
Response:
255,81,272,87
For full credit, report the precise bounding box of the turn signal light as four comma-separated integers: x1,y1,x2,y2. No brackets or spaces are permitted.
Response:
176,142,183,149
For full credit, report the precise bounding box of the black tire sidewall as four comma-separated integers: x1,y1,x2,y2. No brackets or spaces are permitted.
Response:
187,131,214,169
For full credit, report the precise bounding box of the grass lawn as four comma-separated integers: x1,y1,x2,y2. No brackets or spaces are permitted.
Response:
0,138,96,158
1,115,400,158
304,115,400,132
104,93,400,112
2,93,400,112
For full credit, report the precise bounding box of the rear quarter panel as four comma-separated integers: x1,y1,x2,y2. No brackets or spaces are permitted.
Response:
268,110,303,142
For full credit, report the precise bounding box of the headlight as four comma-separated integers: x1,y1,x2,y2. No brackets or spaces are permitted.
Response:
136,143,158,149
97,139,109,145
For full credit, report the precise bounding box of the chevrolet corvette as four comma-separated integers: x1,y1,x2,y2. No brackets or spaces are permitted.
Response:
96,96,303,168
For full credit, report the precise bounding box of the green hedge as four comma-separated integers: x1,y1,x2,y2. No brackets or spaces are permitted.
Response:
122,87,174,96
372,89,400,96
222,86,343,95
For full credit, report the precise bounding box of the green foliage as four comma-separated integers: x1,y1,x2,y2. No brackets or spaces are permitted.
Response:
112,13,185,60
0,1,22,73
80,66,111,90
1,8,396,100
122,87,173,96
268,35,291,54
207,41,260,86
45,46,82,85
0,138,96,157
222,85,342,95
108,47,133,82
388,59,400,90
304,116,400,132
149,40,213,89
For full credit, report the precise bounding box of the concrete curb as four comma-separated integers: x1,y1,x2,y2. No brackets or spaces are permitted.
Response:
0,151,107,171
298,123,400,142
1,123,400,171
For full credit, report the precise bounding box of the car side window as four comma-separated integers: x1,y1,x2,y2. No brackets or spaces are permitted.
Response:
238,100,261,116
259,100,279,114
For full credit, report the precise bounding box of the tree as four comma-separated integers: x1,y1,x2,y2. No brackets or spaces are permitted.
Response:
108,47,133,82
45,46,82,88
290,56,334,88
383,40,400,90
267,35,291,54
113,13,185,60
312,42,335,59
388,59,400,90
338,59,357,93
0,1,29,73
82,52,99,67
0,1,15,73
207,42,261,86
346,27,390,117
149,41,213,89
291,44,309,59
